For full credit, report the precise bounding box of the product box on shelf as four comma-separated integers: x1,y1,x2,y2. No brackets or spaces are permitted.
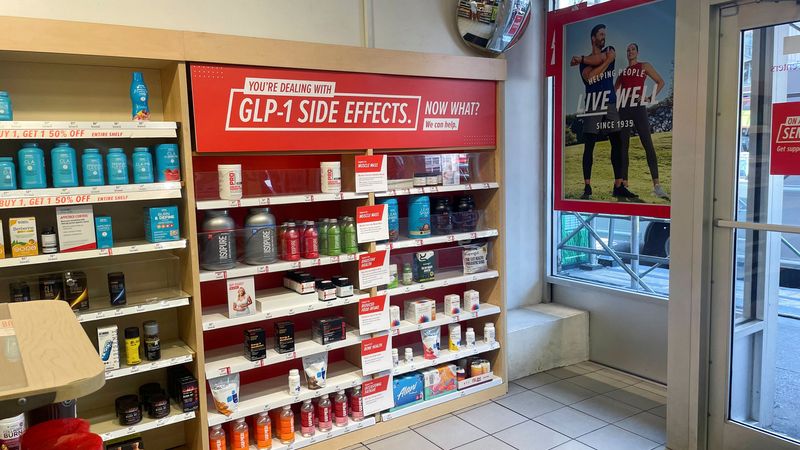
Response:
94,216,114,249
274,321,295,353
464,290,480,312
56,206,96,252
105,436,144,450
143,206,180,243
9,217,38,257
167,365,199,413
226,276,256,318
312,316,346,345
403,299,435,324
458,372,495,390
283,271,316,295
421,364,458,400
392,372,424,409
243,327,266,361
413,251,436,282
97,324,119,371
444,294,461,316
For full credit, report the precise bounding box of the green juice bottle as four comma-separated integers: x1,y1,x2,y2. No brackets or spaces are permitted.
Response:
343,217,358,254
318,219,329,256
327,218,342,256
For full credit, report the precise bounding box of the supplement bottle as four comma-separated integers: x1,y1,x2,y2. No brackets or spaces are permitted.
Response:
155,143,180,181
0,157,16,190
209,424,226,450
124,326,141,366
408,195,431,238
0,414,24,450
106,148,129,185
64,271,89,311
300,399,315,437
317,394,333,431
108,272,126,306
244,207,277,265
317,219,329,256
302,221,319,259
143,320,161,361
200,209,237,271
18,143,47,189
333,390,348,427
349,386,364,422
132,147,154,184
288,368,301,395
51,142,79,188
377,198,399,241
326,218,341,256
281,222,301,261
0,91,12,121
254,411,272,450
278,405,295,444
40,227,58,254
130,71,150,120
81,149,105,186
230,417,249,450
431,197,453,235
342,217,358,254
320,161,341,193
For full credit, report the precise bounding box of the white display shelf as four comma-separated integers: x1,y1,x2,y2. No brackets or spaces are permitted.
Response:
0,120,177,139
76,289,190,323
89,402,196,442
250,416,376,450
380,376,504,421
206,361,366,427
0,182,182,209
205,329,362,378
202,288,367,331
0,239,187,268
392,340,500,376
391,303,501,337
376,229,498,251
197,192,368,210
383,270,500,297
374,182,499,198
199,253,359,282
104,340,194,380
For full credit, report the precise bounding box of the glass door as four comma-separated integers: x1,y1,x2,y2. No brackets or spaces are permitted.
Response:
710,1,800,449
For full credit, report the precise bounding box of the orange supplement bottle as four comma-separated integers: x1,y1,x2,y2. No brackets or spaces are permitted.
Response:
278,405,295,444
255,411,272,449
231,417,249,450
209,424,226,450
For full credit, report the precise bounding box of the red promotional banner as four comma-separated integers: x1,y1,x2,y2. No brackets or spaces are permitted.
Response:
359,295,388,315
356,205,385,224
359,250,388,270
771,102,800,175
355,155,385,174
361,334,389,356
189,64,496,152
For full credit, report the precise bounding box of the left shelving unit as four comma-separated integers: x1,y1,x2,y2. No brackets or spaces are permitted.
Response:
0,57,204,449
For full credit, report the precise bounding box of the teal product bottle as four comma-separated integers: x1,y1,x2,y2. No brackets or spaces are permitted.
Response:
0,91,12,121
17,143,46,189
327,218,342,256
81,149,105,186
408,195,431,238
377,198,399,242
51,143,79,188
154,144,180,181
343,217,358,254
106,148,129,185
132,147,154,184
130,72,150,121
0,157,16,190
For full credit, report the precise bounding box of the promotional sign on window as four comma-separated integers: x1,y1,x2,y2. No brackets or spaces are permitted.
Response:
188,65,496,152
356,205,389,243
355,155,388,193
546,0,675,219
770,102,800,176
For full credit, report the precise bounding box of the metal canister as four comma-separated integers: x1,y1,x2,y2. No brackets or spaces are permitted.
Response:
244,207,277,265
200,209,237,271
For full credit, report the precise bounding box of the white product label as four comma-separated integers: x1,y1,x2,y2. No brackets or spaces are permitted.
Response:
355,155,388,193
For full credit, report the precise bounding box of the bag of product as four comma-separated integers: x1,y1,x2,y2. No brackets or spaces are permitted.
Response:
421,327,441,360
209,373,240,416
303,352,329,389
462,242,488,274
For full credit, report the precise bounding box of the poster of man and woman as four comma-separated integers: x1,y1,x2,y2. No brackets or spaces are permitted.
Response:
549,0,675,218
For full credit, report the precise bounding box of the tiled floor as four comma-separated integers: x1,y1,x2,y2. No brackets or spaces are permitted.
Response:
351,362,667,450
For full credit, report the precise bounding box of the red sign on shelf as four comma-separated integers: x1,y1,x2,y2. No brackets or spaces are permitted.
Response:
771,102,800,175
189,64,496,152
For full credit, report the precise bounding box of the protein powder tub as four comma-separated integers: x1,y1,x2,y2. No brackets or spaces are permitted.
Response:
0,413,25,450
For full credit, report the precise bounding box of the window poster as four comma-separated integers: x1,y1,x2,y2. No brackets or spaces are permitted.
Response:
547,0,675,219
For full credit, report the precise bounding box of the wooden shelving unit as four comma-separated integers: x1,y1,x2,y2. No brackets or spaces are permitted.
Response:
0,16,506,449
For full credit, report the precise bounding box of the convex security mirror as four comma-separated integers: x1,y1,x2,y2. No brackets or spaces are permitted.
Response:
457,0,531,55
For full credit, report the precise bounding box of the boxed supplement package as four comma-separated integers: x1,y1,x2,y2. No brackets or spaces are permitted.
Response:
144,206,180,242
226,276,256,318
243,327,266,361
274,320,295,353
283,271,316,294
312,316,346,345
403,298,435,324
55,206,96,252
97,324,119,370
464,290,480,312
392,372,424,409
412,251,435,282
444,294,461,316
94,216,114,249
421,364,458,400
9,217,39,257
167,366,199,412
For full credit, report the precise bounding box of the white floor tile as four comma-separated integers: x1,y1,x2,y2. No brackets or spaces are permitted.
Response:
363,427,410,445
552,441,596,450
569,372,632,394
410,414,451,429
366,430,440,450
507,381,528,395
453,400,492,415
534,407,607,438
414,415,487,449
495,390,564,419
578,425,659,450
605,386,666,410
616,412,667,444
572,395,642,422
495,420,571,450
458,401,528,434
515,372,560,390
649,404,667,419
455,435,516,450
546,365,591,379
534,380,597,405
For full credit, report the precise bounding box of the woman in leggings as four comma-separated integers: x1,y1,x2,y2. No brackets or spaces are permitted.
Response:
615,43,669,200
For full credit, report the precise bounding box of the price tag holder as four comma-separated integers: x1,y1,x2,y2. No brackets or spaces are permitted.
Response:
355,155,388,193
362,373,394,415
356,204,389,243
357,250,390,290
358,294,391,335
361,332,392,376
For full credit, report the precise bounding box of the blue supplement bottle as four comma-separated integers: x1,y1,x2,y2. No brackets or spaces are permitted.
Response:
377,198,399,242
17,143,46,189
106,148,129,185
132,147,154,184
81,148,105,186
130,72,150,121
0,91,12,121
408,195,431,238
154,144,180,181
51,142,79,188
0,157,17,190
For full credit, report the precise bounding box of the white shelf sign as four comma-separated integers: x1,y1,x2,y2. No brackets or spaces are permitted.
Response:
358,294,390,335
357,250,390,290
362,374,394,415
355,155,388,193
356,204,389,243
360,332,392,376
